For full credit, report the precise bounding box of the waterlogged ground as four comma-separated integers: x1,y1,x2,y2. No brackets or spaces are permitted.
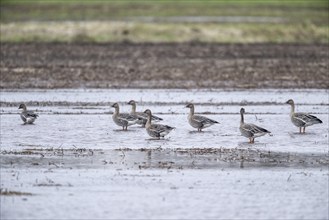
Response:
1,89,328,220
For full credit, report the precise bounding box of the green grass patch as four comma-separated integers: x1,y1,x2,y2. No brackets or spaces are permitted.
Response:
1,21,327,43
1,0,327,43
1,0,328,24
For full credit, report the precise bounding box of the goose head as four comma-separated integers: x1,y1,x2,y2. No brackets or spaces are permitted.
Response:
18,104,27,111
144,109,152,116
111,103,119,108
127,100,136,105
285,99,294,105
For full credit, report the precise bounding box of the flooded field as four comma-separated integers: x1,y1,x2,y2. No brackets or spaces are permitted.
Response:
1,88,328,152
1,88,328,219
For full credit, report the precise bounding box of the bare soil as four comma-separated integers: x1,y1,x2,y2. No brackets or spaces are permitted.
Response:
1,43,328,89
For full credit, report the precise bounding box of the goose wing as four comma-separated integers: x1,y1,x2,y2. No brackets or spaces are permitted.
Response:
136,112,148,120
137,112,163,121
242,123,270,134
118,113,139,122
294,113,322,124
24,111,38,118
150,124,174,135
151,115,163,121
193,115,218,124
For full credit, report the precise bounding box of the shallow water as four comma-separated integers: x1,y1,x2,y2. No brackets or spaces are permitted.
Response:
1,88,327,105
1,89,328,154
1,166,328,220
1,89,328,220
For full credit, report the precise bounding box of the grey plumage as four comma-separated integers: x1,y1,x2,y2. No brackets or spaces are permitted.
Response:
185,103,219,132
18,104,38,124
127,100,163,127
286,99,322,133
111,103,139,130
144,109,174,139
239,108,270,143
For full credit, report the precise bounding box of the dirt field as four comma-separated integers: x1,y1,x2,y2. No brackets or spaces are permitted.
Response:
1,43,328,89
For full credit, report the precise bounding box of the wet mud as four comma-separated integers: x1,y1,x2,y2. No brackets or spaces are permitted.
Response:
1,43,328,89
1,147,328,171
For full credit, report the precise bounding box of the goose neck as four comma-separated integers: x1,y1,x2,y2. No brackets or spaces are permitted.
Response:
146,114,152,128
189,106,194,116
290,103,295,115
240,111,244,125
131,104,136,114
114,106,119,115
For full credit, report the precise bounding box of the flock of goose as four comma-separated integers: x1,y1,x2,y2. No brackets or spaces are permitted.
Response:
18,99,323,144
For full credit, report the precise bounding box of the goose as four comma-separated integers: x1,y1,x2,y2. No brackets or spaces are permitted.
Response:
144,109,174,139
239,108,271,143
185,103,219,131
111,103,139,130
127,100,163,127
286,99,322,133
18,104,39,124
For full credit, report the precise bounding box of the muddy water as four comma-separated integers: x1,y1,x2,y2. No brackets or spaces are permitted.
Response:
1,89,328,220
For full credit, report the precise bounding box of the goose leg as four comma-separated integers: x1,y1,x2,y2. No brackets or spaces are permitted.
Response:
299,127,302,133
303,127,306,133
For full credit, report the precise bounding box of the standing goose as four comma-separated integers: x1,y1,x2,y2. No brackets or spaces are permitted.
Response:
185,103,219,132
127,100,163,127
239,108,271,144
286,99,322,133
111,103,139,130
18,104,39,124
144,109,174,139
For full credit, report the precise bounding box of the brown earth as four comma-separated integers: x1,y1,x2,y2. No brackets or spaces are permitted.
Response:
0,43,328,89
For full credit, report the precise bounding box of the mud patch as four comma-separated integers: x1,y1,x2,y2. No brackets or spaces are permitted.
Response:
1,43,328,89
2,148,328,170
0,189,33,196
